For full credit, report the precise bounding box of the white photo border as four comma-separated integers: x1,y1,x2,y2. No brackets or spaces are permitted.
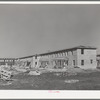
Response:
0,2,99,99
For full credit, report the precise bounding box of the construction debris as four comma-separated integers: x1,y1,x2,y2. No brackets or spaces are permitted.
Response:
65,79,79,83
0,65,13,81
29,70,41,75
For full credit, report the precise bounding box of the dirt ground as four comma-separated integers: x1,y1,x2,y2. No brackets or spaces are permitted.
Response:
0,69,100,90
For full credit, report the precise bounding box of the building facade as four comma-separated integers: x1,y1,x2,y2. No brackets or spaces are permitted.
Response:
97,55,100,68
31,46,97,69
0,46,97,70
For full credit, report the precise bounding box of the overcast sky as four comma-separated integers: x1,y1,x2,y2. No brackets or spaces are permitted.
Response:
0,4,100,58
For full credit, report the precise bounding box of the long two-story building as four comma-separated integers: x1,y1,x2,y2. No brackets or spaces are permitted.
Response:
18,46,97,70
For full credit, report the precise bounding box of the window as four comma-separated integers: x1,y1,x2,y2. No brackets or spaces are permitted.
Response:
73,60,75,66
90,59,93,64
64,52,66,56
81,60,84,65
67,60,68,65
35,56,37,59
35,62,37,65
81,49,84,54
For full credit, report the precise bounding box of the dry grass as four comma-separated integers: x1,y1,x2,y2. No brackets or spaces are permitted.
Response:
0,68,100,90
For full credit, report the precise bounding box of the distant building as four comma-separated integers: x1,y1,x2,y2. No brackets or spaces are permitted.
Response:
0,58,17,66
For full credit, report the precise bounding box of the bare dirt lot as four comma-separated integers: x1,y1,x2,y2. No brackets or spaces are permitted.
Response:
0,69,100,90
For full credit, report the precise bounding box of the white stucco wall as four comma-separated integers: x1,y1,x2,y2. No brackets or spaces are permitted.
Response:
66,50,77,67
77,49,97,69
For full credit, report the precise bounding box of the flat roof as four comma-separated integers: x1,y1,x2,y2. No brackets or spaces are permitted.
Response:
38,45,97,56
18,45,97,59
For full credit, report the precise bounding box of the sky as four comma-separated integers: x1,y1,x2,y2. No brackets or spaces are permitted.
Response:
0,4,100,58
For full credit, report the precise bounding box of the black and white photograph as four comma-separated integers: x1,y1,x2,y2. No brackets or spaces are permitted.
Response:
0,3,100,90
